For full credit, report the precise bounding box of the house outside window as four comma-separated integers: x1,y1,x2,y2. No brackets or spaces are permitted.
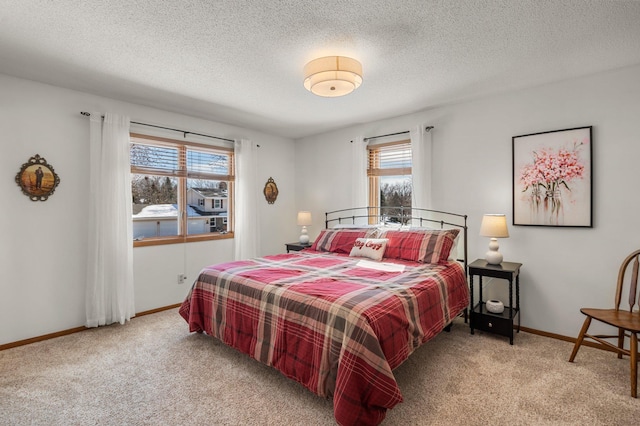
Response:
130,133,234,246
367,139,412,223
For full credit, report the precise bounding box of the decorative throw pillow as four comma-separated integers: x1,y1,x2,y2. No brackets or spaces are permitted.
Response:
408,226,461,261
310,229,375,254
349,238,389,261
383,229,460,263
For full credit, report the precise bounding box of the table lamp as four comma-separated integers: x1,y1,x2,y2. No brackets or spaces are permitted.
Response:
297,211,312,244
479,214,509,265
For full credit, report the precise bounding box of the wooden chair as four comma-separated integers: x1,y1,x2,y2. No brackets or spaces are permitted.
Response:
569,249,640,397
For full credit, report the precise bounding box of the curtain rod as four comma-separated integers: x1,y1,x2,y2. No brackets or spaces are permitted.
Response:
362,126,434,142
80,111,235,143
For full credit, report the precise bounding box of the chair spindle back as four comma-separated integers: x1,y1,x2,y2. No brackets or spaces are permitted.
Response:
616,250,640,313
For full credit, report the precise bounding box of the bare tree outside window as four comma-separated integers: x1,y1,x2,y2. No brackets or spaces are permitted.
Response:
380,177,412,223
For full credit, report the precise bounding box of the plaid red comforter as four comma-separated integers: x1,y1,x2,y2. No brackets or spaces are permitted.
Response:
179,250,468,425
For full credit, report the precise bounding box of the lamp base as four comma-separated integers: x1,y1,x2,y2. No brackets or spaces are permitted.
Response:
299,226,309,244
485,238,503,265
485,251,503,265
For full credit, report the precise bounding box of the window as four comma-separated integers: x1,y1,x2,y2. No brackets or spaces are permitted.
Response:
130,133,234,246
367,139,412,223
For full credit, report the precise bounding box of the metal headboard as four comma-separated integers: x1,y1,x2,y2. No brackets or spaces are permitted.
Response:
324,206,468,272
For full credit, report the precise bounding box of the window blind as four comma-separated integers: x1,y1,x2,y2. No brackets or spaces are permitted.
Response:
367,140,412,177
130,134,234,181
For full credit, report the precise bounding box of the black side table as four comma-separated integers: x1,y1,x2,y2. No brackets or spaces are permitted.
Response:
285,242,311,253
468,259,522,344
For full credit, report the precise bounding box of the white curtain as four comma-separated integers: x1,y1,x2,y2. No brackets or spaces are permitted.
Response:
86,113,135,327
234,139,259,260
410,125,433,210
351,136,368,209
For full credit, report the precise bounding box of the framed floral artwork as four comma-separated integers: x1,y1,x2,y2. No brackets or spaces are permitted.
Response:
512,126,592,227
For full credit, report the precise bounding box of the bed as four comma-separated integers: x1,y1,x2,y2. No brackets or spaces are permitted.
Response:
179,207,469,425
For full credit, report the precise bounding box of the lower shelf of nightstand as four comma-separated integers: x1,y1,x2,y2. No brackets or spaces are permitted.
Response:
470,303,519,342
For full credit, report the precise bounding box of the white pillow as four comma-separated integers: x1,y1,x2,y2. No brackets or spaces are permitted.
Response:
349,238,389,261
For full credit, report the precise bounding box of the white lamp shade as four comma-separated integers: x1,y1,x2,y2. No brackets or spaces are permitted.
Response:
479,214,509,238
303,56,363,97
297,211,312,226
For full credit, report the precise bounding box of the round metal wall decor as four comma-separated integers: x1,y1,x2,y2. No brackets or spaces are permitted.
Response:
15,154,61,201
263,177,279,204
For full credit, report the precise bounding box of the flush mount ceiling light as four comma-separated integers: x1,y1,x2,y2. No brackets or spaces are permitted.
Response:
303,56,363,97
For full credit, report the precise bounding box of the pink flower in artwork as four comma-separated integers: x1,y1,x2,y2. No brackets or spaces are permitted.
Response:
519,140,586,192
519,137,587,225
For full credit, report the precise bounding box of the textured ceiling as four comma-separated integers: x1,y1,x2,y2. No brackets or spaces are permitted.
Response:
1,1,639,139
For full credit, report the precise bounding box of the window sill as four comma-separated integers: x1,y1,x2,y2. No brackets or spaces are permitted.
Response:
133,232,234,247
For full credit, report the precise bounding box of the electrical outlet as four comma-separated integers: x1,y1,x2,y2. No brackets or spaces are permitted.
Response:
178,274,187,284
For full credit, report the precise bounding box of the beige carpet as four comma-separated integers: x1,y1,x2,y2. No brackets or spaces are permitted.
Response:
1,308,638,425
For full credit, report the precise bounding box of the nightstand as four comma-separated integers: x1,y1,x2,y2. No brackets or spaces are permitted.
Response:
285,242,311,253
468,259,522,344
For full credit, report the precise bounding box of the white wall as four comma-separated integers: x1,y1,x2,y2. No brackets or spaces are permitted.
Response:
0,74,297,344
295,64,640,338
3,63,639,345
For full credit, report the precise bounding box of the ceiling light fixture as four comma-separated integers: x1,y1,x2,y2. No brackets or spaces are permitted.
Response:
303,56,363,97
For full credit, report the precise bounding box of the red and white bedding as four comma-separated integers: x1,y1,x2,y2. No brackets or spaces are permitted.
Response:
179,243,468,425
